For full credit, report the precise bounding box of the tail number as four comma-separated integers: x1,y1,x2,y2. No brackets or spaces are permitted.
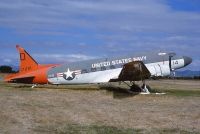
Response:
21,66,31,71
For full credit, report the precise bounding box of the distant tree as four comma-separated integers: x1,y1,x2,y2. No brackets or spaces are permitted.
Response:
194,76,200,80
0,65,13,73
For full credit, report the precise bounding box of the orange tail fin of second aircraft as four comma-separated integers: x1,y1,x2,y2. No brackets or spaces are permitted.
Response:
16,45,38,73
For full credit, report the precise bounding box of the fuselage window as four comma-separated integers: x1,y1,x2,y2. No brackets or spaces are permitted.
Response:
91,68,97,72
101,66,106,71
110,65,116,69
81,69,88,74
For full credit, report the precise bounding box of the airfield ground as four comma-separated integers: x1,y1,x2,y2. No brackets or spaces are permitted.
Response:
0,76,199,133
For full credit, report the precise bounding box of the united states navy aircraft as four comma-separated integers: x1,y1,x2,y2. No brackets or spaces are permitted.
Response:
4,45,192,93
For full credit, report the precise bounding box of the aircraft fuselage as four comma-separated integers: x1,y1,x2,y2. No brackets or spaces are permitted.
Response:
47,52,192,84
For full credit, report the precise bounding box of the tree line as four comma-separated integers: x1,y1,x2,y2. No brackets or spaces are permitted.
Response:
0,65,16,73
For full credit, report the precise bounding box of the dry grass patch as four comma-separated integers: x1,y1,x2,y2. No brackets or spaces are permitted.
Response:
0,80,200,133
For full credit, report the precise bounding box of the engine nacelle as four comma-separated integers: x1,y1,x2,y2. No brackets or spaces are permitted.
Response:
147,64,171,77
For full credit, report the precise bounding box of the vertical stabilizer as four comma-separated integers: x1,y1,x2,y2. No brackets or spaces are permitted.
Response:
16,45,38,73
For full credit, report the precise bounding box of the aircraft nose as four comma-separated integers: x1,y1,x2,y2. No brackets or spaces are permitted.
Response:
183,56,192,67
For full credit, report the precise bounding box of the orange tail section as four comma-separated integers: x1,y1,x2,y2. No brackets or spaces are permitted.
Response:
16,45,38,73
4,45,59,84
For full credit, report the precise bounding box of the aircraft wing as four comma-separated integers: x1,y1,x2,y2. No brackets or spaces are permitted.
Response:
110,61,151,82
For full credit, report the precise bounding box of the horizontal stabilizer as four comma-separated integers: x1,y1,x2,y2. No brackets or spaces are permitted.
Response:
8,74,35,84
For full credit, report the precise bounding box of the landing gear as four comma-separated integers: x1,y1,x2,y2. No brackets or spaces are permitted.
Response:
123,81,151,94
31,84,37,88
140,80,150,94
140,85,150,94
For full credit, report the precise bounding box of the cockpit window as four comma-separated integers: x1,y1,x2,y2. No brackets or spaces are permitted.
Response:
91,68,97,72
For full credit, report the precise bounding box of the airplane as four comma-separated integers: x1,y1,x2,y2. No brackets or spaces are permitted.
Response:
4,45,192,93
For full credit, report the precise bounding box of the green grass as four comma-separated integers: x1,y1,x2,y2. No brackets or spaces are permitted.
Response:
34,124,200,134
150,88,200,97
165,90,200,97
56,124,138,134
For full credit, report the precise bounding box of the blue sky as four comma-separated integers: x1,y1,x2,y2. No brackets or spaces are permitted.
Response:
0,0,200,70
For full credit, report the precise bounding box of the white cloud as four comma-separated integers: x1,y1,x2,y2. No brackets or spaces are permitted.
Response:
0,0,199,70
0,0,199,34
33,53,97,63
3,59,12,63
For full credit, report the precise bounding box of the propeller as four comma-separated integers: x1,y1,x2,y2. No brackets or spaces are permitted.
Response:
168,52,176,79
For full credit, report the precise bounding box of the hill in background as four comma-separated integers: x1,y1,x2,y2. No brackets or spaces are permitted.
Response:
175,70,200,77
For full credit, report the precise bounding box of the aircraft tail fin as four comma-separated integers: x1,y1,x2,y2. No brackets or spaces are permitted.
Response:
16,45,38,73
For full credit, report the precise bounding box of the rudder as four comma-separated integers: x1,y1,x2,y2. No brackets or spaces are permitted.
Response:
16,45,38,73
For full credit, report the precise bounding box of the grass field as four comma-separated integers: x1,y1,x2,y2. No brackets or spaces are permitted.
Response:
0,79,200,134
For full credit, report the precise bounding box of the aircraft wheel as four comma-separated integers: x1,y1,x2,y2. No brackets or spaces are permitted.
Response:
146,85,151,91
